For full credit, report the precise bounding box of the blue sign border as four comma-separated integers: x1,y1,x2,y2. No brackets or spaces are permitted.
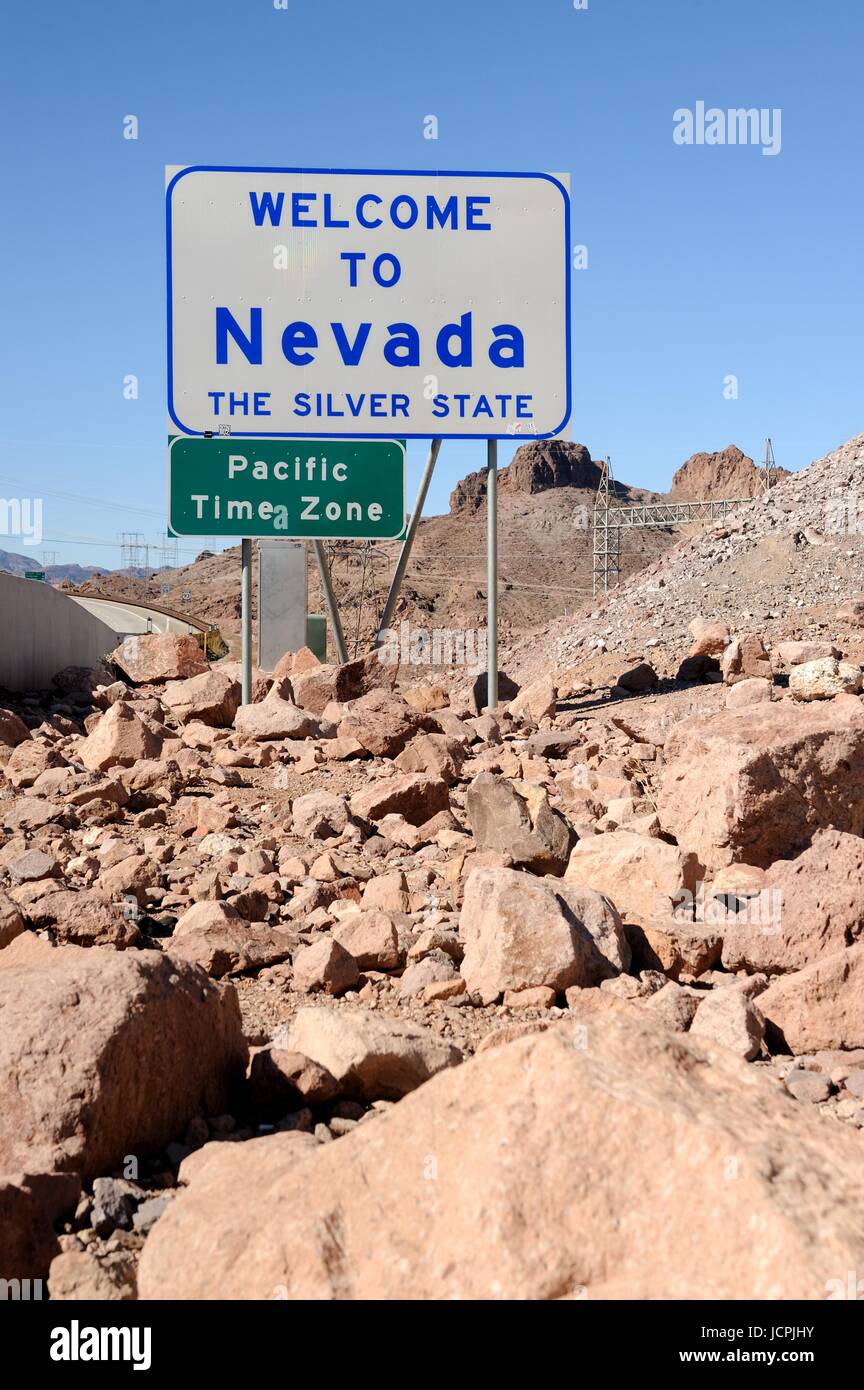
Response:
166,166,571,441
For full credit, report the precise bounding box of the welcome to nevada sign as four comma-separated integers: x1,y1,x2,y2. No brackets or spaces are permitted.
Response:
166,166,571,441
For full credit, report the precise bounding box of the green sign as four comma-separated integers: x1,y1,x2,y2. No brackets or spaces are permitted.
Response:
168,436,406,540
24,570,46,581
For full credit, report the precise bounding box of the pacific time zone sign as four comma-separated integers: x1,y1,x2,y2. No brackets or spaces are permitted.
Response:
166,167,570,440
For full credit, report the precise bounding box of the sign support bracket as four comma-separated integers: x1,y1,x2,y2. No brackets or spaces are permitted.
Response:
375,438,442,644
312,540,349,665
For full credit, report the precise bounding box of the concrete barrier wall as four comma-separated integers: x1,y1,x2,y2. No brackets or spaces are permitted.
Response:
0,574,121,691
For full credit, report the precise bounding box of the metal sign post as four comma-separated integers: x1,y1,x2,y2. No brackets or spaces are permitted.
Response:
486,439,498,709
312,540,349,665
240,538,252,705
375,437,441,643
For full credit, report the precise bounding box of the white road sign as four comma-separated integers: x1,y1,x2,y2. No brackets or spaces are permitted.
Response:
166,167,570,440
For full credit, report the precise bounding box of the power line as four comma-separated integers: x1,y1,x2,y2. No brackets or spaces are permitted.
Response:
0,475,164,520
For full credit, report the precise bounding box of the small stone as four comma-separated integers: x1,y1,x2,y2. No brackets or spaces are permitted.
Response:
291,939,360,996
91,1177,136,1236
785,1071,832,1104
503,985,557,1009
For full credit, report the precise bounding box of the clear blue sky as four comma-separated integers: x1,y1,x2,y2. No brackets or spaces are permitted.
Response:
1,0,861,568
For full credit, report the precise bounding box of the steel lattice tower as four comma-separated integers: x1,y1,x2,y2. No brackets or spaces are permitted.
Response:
592,456,621,596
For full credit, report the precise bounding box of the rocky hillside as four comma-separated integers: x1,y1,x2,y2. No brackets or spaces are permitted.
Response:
75,439,772,659
509,433,864,691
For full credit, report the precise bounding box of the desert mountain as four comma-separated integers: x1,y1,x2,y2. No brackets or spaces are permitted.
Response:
670,444,790,501
69,440,791,660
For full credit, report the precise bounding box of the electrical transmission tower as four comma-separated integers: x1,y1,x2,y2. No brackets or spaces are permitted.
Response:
762,437,777,492
40,550,57,570
158,532,180,569
592,456,621,596
118,532,146,575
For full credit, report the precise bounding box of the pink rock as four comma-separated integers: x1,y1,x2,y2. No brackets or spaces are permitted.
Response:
658,700,864,869
722,830,864,975
564,828,700,922
162,670,241,727
331,912,401,971
0,934,246,1182
759,944,864,1052
283,1005,461,1101
111,633,208,684
291,939,360,996
350,773,450,827
234,695,319,741
138,1010,864,1300
77,702,162,772
460,867,626,1004
721,633,772,685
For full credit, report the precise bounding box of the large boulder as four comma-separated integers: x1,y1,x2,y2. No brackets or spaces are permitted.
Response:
291,654,397,716
789,657,862,701
285,1006,461,1101
291,940,360,996
168,903,295,979
721,829,864,975
337,689,422,758
0,893,26,950
291,791,351,839
689,986,765,1061
0,1171,81,1281
688,618,731,658
0,935,247,1182
349,773,449,827
234,694,319,741
0,707,31,749
564,828,700,921
138,1010,864,1300
506,679,557,725
759,944,864,1052
161,670,240,727
460,868,626,1004
657,699,864,869
76,701,162,772
111,633,208,684
466,772,572,875
721,634,772,685
777,640,840,667
23,888,140,949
